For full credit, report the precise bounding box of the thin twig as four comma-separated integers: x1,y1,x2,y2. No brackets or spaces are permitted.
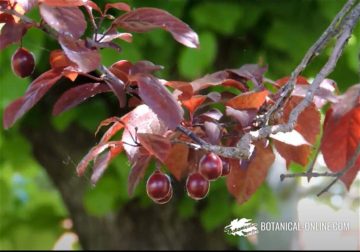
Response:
317,143,360,196
280,172,338,181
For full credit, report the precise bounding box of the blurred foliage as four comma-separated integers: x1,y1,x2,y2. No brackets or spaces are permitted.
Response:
0,0,359,249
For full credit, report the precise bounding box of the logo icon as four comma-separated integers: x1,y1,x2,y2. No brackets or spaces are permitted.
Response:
224,218,258,237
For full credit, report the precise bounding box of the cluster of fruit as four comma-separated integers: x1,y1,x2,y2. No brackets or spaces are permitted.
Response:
11,47,35,78
146,153,230,204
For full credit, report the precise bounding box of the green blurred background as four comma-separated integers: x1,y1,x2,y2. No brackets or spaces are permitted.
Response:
0,0,359,250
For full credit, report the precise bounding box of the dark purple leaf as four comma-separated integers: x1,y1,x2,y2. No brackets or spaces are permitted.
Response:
127,149,151,196
198,109,223,122
229,64,267,86
114,7,199,48
3,69,62,129
226,106,257,129
39,4,86,39
137,133,171,163
103,71,126,108
137,75,184,129
0,18,27,50
53,82,111,115
204,121,221,144
129,61,164,75
191,70,229,92
59,36,100,73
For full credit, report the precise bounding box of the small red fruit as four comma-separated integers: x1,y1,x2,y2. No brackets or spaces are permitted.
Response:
11,47,35,78
154,187,173,204
221,158,231,176
186,172,210,200
146,170,171,201
199,152,222,181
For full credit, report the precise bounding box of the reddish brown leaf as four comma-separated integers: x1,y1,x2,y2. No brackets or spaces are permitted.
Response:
127,148,151,196
122,104,167,162
222,79,248,92
59,36,100,73
226,90,268,110
3,69,62,129
275,76,309,87
105,2,131,13
114,7,199,48
166,81,193,100
0,18,27,50
321,84,360,189
137,133,171,163
91,144,124,185
283,96,320,144
274,141,311,168
76,141,122,176
53,83,111,115
49,49,73,70
39,0,85,7
39,4,86,39
226,143,275,204
136,75,184,130
164,143,189,181
181,95,207,115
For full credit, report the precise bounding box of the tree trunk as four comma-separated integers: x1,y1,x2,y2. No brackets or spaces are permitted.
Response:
21,119,231,250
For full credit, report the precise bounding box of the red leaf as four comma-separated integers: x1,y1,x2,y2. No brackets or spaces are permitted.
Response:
39,0,85,7
59,36,100,73
321,84,360,189
137,133,171,163
97,117,127,143
226,90,268,110
0,18,27,50
53,83,111,115
283,96,320,144
3,69,62,129
39,4,86,39
114,7,199,48
274,141,311,168
76,141,122,176
164,143,189,181
226,143,275,204
137,75,184,130
127,148,151,196
165,81,193,100
181,95,207,115
91,144,124,185
122,104,167,162
105,2,131,13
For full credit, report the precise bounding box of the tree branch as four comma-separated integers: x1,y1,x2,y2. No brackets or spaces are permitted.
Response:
263,0,357,125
